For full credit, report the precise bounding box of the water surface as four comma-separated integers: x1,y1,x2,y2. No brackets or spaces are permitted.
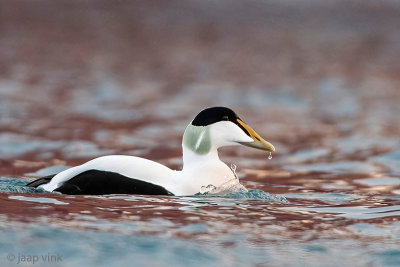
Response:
0,0,399,266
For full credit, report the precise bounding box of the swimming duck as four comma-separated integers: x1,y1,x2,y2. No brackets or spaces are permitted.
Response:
27,107,275,196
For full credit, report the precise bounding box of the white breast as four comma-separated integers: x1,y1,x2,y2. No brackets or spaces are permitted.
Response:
175,162,235,195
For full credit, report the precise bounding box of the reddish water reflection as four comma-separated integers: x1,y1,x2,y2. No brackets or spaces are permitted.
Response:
0,1,399,266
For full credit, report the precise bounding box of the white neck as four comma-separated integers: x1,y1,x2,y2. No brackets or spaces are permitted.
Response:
182,145,220,170
172,144,234,196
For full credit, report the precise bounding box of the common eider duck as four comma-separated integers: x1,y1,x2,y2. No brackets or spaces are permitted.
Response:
27,107,275,196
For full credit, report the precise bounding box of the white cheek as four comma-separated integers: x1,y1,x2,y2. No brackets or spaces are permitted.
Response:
232,131,253,143
237,134,253,143
210,121,253,146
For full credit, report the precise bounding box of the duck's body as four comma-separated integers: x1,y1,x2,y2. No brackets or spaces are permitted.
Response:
27,107,275,196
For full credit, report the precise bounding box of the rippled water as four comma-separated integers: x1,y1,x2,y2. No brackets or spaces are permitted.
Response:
1,1,400,266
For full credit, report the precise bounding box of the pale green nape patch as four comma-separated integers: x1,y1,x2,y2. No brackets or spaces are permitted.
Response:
183,125,211,154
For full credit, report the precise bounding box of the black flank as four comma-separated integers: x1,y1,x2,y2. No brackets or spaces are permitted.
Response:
53,170,174,195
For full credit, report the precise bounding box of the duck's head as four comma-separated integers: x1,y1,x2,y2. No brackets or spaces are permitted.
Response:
183,107,275,155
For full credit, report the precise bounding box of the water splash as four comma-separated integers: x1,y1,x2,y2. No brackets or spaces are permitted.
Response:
196,163,287,202
199,184,217,194
226,189,287,202
208,177,248,195
196,185,287,202
230,163,238,179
